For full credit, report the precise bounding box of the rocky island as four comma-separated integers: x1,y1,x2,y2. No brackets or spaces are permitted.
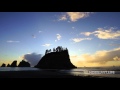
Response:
1,60,31,67
35,46,77,69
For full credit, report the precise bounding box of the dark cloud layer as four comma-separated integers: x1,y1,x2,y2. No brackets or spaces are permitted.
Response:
22,53,42,67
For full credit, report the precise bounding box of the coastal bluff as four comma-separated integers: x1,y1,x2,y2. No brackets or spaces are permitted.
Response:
35,46,77,69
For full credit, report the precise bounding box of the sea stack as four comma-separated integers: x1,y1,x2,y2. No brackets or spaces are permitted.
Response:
35,46,77,69
18,60,31,67
7,64,10,67
10,60,17,67
1,63,6,67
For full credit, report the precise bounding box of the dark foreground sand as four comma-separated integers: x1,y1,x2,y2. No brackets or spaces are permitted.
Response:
0,70,110,78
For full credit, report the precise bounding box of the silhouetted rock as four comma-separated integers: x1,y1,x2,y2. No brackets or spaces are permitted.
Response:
1,63,6,67
10,60,17,67
7,64,10,67
18,60,31,67
35,46,77,69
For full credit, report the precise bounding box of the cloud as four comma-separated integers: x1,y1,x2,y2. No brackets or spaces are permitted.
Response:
81,27,120,39
71,47,120,67
113,56,120,61
81,32,93,36
59,12,92,22
94,28,120,39
66,12,91,22
7,40,20,43
72,27,75,29
56,34,61,40
21,53,42,67
42,44,52,47
39,31,42,33
58,15,67,21
71,38,92,43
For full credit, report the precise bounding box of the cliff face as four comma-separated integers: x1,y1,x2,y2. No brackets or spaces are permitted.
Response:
35,48,77,69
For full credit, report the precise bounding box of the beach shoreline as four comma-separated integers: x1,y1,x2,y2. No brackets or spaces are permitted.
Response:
0,70,113,78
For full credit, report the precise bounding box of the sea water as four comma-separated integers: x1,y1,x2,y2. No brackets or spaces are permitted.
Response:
59,67,120,78
0,67,120,78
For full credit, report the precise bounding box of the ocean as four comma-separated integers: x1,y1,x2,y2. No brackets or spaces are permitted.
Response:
0,67,120,78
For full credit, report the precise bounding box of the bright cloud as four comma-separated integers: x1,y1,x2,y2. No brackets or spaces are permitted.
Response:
59,12,92,22
71,47,120,67
56,34,61,40
59,15,67,21
42,44,52,47
66,12,91,22
71,38,92,43
39,31,42,33
81,32,93,36
81,27,120,39
7,40,20,43
113,56,120,61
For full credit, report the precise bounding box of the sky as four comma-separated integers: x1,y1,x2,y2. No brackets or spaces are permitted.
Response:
0,12,120,67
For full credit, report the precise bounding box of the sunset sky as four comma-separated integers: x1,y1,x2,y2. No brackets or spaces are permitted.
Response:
0,12,120,67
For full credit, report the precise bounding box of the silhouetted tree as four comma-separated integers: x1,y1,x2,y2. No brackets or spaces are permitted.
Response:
66,48,68,51
59,46,63,52
56,46,63,52
57,46,60,52
1,63,6,67
49,49,51,53
53,48,56,52
60,46,63,51
45,49,48,54
56,47,59,52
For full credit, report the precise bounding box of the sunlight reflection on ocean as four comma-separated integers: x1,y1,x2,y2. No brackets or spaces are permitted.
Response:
59,67,120,78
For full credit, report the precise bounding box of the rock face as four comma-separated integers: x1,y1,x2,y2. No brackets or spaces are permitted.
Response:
1,63,6,67
18,60,30,67
10,60,17,67
1,60,31,67
35,46,77,69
